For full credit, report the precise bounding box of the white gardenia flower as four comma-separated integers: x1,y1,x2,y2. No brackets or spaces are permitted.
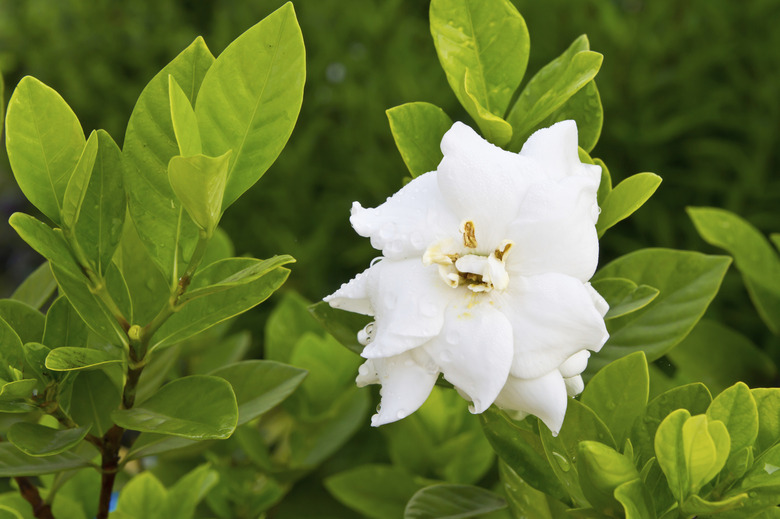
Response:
325,120,609,435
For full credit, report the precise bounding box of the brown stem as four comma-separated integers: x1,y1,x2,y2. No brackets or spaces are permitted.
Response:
96,425,124,519
15,476,54,519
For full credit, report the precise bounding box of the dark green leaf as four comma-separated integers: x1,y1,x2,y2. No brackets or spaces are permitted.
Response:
0,299,44,345
387,102,452,177
265,292,324,363
7,423,89,457
308,301,370,356
45,347,123,372
43,297,88,349
404,484,506,519
499,461,568,519
597,173,662,237
0,317,25,380
68,370,121,437
539,80,602,152
0,443,90,476
0,379,37,401
325,464,425,519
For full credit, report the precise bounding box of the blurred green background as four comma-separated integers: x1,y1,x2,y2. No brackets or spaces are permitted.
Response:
1,0,779,360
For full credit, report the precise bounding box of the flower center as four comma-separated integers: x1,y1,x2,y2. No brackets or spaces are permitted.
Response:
422,220,513,293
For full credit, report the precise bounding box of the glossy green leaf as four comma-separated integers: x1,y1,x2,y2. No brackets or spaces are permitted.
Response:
168,75,202,156
539,80,602,153
577,441,641,515
590,278,659,320
732,443,780,511
196,2,305,209
0,379,37,401
68,370,121,437
597,173,662,236
167,464,219,519
265,292,324,363
631,383,712,466
168,151,231,235
614,478,655,519
9,213,78,273
0,506,23,519
7,423,89,457
151,256,292,351
682,493,750,515
591,249,731,371
22,342,52,383
5,76,85,224
688,207,780,333
404,484,505,519
387,102,453,177
752,388,780,453
43,297,88,349
45,347,122,372
112,375,238,439
581,352,649,445
115,472,167,519
506,35,602,151
499,461,568,519
209,360,307,425
0,443,90,476
0,299,44,345
123,37,214,281
325,464,425,519
61,131,98,230
11,262,57,310
0,317,25,380
706,382,759,455
429,0,527,143
595,158,612,207
308,301,371,356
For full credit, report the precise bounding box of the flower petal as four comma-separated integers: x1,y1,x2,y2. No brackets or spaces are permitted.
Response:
564,375,584,396
519,120,601,184
356,353,438,427
361,258,457,359
586,282,609,317
494,371,569,435
324,266,373,316
558,350,591,378
423,301,513,413
501,273,609,379
437,122,532,250
350,171,460,260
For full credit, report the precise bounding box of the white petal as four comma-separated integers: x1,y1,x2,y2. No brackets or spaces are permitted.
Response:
558,350,591,378
585,282,609,318
350,171,460,260
358,352,438,426
564,375,584,396
519,120,598,183
437,122,532,250
500,273,609,379
506,176,600,282
423,301,513,413
361,258,457,359
324,267,373,316
494,371,569,435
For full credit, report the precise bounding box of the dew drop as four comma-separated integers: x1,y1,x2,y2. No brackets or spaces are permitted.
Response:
445,331,460,345
396,409,407,419
410,232,425,248
552,452,570,472
379,223,394,239
439,350,452,363
376,404,382,413
370,256,384,267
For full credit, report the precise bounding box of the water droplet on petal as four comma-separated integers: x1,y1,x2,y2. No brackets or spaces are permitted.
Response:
376,404,382,413
396,409,407,419
552,452,570,472
446,331,460,345
410,232,425,248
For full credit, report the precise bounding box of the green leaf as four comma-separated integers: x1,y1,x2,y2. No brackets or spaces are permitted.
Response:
0,443,90,476
9,213,79,272
0,506,23,519
540,399,616,506
538,80,603,152
151,256,292,351
506,35,602,151
11,262,57,310
591,249,731,371
595,158,612,207
196,2,306,209
459,71,513,145
404,484,506,519
61,131,99,230
5,76,85,224
688,207,780,333
387,102,453,178
308,301,371,356
499,461,568,519
167,464,219,519
209,360,307,425
265,292,324,363
681,493,750,515
631,383,712,466
43,297,88,349
111,375,238,439
429,0,528,138
597,173,662,237
0,317,25,380
325,464,425,519
22,342,53,383
706,382,759,455
68,370,121,437
168,75,202,157
0,380,37,401
45,347,123,372
581,352,649,445
123,37,215,281
577,441,642,515
115,472,168,519
7,423,89,457
752,388,780,453
0,299,44,345
590,278,659,320
167,151,231,235
614,478,655,519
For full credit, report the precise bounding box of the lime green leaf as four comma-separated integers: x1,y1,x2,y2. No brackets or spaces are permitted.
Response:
0,380,37,401
614,478,655,519
123,37,214,281
68,370,121,437
706,382,759,455
506,36,602,151
577,441,641,514
112,375,237,439
43,297,88,349
581,352,649,445
167,464,219,519
115,472,168,519
325,464,425,519
387,102,453,178
591,249,731,370
45,347,123,372
151,256,292,351
597,173,662,236
61,131,98,230
0,443,90,476
682,493,750,516
653,409,691,501
459,70,513,145
265,292,324,363
595,158,612,207
539,80,602,152
196,2,305,209
7,423,89,457
0,300,44,345
209,360,307,425
688,207,780,333
5,76,85,224
8,213,79,274
404,484,506,519
168,75,202,157
590,278,659,320
499,461,568,519
168,151,231,235
308,301,370,356
752,388,780,453
11,262,57,310
0,506,23,519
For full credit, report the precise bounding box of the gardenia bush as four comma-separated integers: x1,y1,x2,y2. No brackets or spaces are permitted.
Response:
0,1,778,518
